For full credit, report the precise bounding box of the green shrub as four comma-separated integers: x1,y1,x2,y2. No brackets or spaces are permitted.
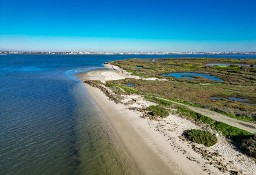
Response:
184,129,217,147
148,105,169,118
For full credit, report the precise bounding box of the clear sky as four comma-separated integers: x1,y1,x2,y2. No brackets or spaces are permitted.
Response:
0,0,256,52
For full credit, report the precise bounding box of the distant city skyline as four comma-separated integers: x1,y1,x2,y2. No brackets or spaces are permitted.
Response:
0,0,256,52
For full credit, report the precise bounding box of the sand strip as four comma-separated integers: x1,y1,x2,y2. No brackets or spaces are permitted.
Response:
85,84,175,175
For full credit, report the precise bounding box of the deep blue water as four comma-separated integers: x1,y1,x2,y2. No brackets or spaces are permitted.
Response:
163,72,224,82
0,54,255,175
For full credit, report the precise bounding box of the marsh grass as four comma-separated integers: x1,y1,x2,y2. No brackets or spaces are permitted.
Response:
108,76,256,120
112,58,256,84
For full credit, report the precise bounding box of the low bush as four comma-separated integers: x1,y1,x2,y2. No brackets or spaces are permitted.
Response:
148,105,169,118
184,129,218,147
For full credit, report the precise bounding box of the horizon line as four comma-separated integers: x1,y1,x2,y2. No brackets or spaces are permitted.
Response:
1,50,256,54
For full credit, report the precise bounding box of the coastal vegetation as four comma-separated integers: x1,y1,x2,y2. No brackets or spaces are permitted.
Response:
183,129,218,147
108,78,255,121
147,105,169,118
110,58,256,121
112,58,256,84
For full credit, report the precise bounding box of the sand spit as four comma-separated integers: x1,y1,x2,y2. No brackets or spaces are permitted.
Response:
77,65,256,175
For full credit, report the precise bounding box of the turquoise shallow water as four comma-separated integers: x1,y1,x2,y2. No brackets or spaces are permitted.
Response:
0,54,255,174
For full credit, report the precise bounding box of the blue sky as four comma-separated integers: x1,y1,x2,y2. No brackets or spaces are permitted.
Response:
0,0,256,52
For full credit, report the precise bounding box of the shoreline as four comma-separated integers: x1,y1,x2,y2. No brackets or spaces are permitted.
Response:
77,66,256,175
85,84,177,175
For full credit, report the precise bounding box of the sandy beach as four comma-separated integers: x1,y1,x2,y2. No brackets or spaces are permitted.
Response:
77,66,256,175
85,84,175,175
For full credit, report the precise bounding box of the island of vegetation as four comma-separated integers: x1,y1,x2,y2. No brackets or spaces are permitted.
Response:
80,58,256,175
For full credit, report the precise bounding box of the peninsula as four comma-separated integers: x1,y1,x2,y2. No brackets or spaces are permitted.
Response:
78,58,256,175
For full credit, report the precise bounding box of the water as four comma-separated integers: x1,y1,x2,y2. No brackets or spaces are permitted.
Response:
210,96,254,105
126,83,135,87
0,54,255,174
210,97,223,101
163,72,224,82
0,55,137,175
228,97,254,105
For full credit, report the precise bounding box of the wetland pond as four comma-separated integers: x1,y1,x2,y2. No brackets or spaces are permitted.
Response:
126,83,135,87
211,97,255,105
163,72,224,82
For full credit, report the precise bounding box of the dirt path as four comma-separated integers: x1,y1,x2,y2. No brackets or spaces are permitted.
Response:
186,105,256,133
155,96,256,133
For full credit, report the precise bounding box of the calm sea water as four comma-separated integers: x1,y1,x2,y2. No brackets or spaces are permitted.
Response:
0,54,255,175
